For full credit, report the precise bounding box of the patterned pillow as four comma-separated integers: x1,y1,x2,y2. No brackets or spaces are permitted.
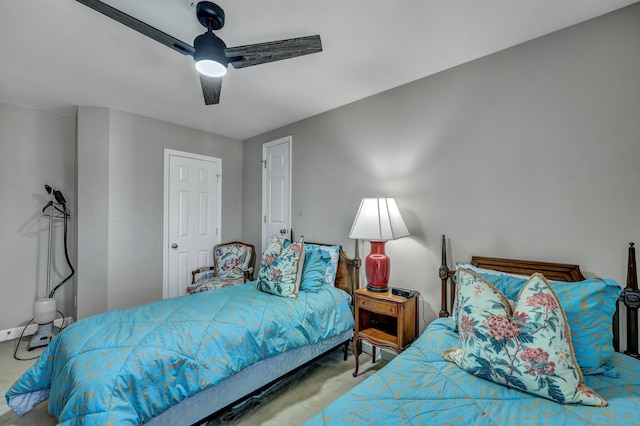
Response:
259,235,283,269
451,264,528,327
255,236,305,298
444,269,607,406
458,267,621,375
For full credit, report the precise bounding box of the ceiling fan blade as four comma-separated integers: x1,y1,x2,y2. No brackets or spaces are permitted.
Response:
200,75,223,105
75,0,195,56
225,35,322,69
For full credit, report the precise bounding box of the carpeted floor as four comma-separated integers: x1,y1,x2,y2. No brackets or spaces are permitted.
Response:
0,336,386,426
206,347,386,425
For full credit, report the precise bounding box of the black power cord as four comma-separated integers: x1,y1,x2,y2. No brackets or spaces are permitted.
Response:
48,202,74,299
13,311,66,361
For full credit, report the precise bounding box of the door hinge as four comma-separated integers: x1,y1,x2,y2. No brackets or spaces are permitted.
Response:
264,215,267,223
216,174,221,182
262,160,267,168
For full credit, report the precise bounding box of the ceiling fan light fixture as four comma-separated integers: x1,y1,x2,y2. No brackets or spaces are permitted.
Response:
195,59,227,77
194,32,228,77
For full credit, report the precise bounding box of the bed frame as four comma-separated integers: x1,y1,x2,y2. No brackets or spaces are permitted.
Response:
615,243,640,358
148,239,360,426
437,235,638,358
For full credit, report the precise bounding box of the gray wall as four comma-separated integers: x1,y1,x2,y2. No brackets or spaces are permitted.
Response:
0,103,76,331
77,107,243,318
3,4,639,334
1,103,243,331
76,107,110,320
243,4,640,329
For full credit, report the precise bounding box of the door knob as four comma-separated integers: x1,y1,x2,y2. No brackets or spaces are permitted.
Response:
279,228,287,234
171,243,178,249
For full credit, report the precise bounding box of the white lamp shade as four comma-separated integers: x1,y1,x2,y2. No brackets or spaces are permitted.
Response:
349,197,410,241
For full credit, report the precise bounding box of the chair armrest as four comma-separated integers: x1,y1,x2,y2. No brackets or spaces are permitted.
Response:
192,266,215,284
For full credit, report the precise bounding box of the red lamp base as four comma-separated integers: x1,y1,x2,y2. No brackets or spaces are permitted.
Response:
365,241,390,292
366,284,389,292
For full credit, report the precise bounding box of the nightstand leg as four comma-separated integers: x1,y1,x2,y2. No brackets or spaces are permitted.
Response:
353,335,360,377
372,345,377,363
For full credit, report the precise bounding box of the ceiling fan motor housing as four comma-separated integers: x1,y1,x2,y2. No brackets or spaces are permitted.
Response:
194,32,228,68
194,2,228,77
197,2,225,30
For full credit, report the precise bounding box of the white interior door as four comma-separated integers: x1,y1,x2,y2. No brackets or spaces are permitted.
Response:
164,150,221,298
262,136,291,250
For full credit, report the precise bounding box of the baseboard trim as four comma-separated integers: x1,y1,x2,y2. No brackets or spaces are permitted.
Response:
0,317,74,343
361,340,397,362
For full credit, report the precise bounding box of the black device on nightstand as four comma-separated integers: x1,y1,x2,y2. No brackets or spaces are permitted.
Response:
391,287,416,298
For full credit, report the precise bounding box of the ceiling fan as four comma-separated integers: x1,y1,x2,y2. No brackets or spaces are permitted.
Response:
75,0,323,105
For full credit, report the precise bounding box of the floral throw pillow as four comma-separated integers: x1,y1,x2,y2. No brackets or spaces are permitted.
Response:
255,236,305,298
259,235,283,270
443,269,607,406
453,264,621,375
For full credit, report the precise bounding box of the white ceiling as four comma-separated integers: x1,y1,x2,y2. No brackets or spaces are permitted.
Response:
0,0,637,140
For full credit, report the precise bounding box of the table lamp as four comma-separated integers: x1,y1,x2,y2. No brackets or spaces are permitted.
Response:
349,197,409,292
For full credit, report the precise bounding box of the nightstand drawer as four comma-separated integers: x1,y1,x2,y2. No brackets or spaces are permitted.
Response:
358,297,397,315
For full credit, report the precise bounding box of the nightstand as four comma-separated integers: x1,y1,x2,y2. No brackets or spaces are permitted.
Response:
353,287,419,376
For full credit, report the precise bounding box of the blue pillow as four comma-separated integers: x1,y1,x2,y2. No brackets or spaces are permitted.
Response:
299,250,325,292
284,240,340,286
305,244,340,286
467,269,621,375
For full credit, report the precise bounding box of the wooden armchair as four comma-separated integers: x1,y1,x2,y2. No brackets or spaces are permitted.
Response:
187,241,256,294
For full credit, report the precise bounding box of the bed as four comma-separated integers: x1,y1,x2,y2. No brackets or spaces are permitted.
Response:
6,239,358,425
305,237,640,425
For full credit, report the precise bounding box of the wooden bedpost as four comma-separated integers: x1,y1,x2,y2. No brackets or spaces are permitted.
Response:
354,239,360,293
626,242,638,291
438,235,450,318
619,242,640,358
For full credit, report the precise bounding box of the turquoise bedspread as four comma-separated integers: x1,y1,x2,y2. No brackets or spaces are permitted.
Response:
306,318,640,425
6,284,354,425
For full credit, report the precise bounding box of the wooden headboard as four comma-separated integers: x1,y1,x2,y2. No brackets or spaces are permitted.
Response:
334,245,360,302
470,256,585,282
438,235,638,357
438,235,585,318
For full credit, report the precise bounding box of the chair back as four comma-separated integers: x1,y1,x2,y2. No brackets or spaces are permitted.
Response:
213,241,256,281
